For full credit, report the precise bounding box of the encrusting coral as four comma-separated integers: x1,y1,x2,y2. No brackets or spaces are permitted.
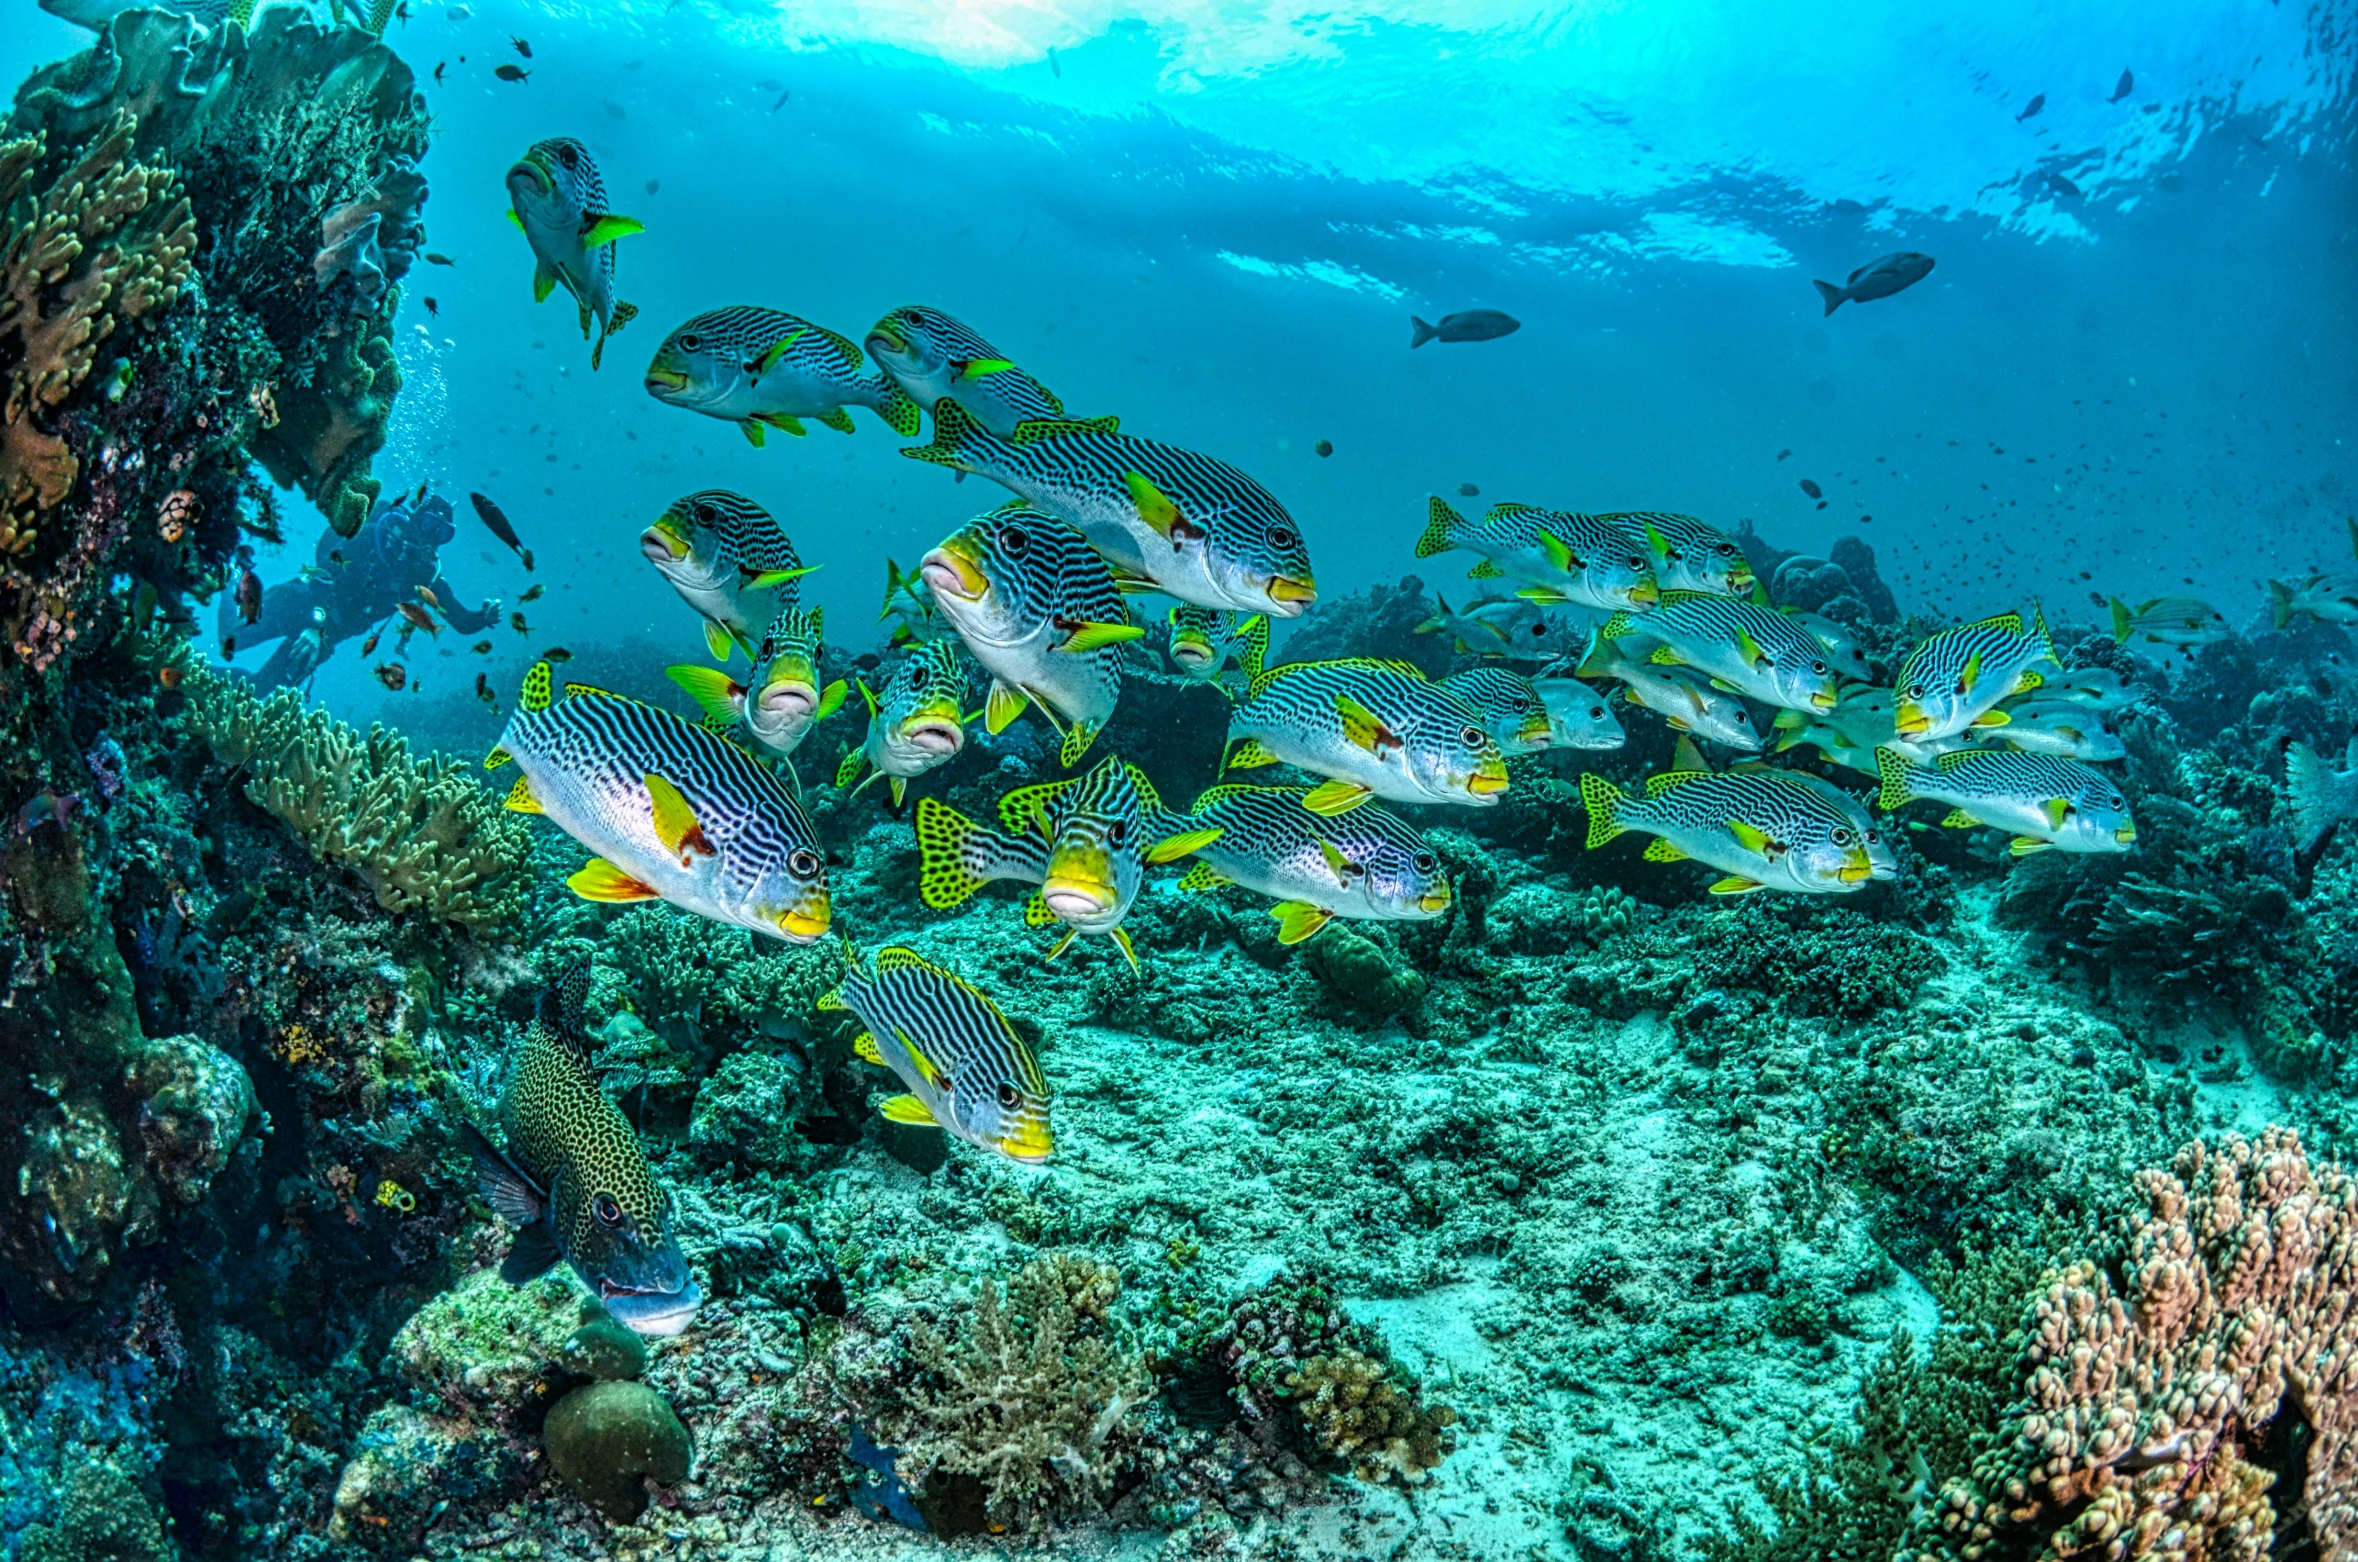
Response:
1902,1127,2358,1562
177,654,533,928
1284,1345,1457,1485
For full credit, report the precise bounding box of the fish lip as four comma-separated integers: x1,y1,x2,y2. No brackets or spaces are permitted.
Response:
597,1278,702,1337
640,523,689,562
1466,767,1510,798
1625,581,1661,606
1042,884,1111,919
2114,824,2138,845
863,325,907,359
920,545,987,603
1263,576,1316,614
902,716,963,754
776,900,831,940
1416,888,1453,914
997,1132,1054,1164
505,158,555,198
644,366,690,395
757,678,818,718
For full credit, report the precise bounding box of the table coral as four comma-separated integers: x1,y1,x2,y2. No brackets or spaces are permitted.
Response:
1902,1127,2358,1562
179,658,533,928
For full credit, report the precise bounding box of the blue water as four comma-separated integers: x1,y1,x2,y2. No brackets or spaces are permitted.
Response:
10,0,2354,721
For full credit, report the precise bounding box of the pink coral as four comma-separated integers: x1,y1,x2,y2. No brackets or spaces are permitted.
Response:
1905,1126,2358,1562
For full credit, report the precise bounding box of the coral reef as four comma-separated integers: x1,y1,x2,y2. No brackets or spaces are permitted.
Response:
177,656,533,928
1903,1127,2357,1562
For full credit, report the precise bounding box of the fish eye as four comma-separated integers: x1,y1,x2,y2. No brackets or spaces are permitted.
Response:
1628,556,1647,571
1460,725,1483,747
788,848,820,877
1109,818,1130,845
999,524,1029,556
1831,827,1852,845
1269,526,1299,550
1589,706,1606,719
679,332,702,352
592,1192,623,1227
693,503,716,525
908,665,926,688
1411,850,1439,873
996,1082,1020,1109
1812,660,1829,676
1716,543,1736,557
1906,683,1925,699
1865,828,1883,845
1733,709,1754,726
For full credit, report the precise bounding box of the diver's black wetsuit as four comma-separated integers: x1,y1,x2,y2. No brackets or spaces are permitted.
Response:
224,490,497,692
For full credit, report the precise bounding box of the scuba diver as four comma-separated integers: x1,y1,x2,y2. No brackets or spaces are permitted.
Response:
221,487,498,692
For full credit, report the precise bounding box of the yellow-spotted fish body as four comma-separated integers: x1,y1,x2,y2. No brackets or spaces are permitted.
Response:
1604,511,1753,597
1416,498,1660,613
921,503,1134,767
644,305,921,445
864,305,1112,440
1578,758,1891,895
904,400,1315,617
1874,747,2135,855
466,965,700,1337
1892,607,2056,741
1176,783,1452,945
506,137,641,370
664,603,846,760
835,638,969,805
820,947,1052,1163
1601,591,1840,716
489,662,830,940
1167,604,1269,690
641,489,813,661
913,758,1216,966
1226,658,1508,814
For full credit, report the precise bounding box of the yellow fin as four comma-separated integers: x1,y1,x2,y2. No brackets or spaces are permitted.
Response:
1643,838,1687,862
1270,901,1333,945
646,773,715,862
1123,471,1184,538
879,1093,940,1126
1178,862,1232,891
666,663,745,724
568,859,660,902
1057,621,1144,653
580,214,645,248
503,774,541,813
1043,926,1081,961
1111,927,1139,972
1468,560,1506,580
816,407,856,434
985,680,1027,734
957,357,1016,378
1025,891,1060,929
913,797,989,909
1709,876,1767,895
1226,738,1279,770
1333,694,1396,755
1727,819,1774,854
2041,797,2070,830
1941,809,1981,828
1059,721,1099,768
740,419,767,448
521,661,555,714
757,411,807,436
1314,836,1355,884
2010,836,2053,856
853,1031,885,1066
1145,828,1221,865
1301,778,1372,816
755,328,806,374
816,681,848,720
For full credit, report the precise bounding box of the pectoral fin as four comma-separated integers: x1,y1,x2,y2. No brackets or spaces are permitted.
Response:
1145,828,1222,865
755,329,807,374
580,213,645,248
1727,819,1776,855
646,773,716,863
2041,797,2070,830
1732,626,1765,669
816,681,849,720
745,565,819,591
1333,694,1399,755
1270,901,1333,945
1314,836,1356,885
1056,621,1144,653
703,621,737,662
1122,471,1191,541
955,357,1016,378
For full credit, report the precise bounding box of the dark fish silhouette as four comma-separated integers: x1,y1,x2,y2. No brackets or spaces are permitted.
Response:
2017,93,2045,121
2108,69,2134,104
495,64,529,83
1458,483,1479,497
644,180,659,196
235,568,262,624
1811,252,1935,315
376,663,408,690
470,492,525,556
510,35,530,56
519,584,544,603
1410,309,1520,349
1799,479,1823,499
423,296,439,316
433,61,445,83
771,88,789,112
1313,440,1333,458
426,252,455,266
2047,172,2081,198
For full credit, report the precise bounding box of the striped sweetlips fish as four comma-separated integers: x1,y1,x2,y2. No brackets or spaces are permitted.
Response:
912,757,1218,967
1416,497,1660,613
1226,657,1509,814
1772,687,1973,777
1892,607,2057,741
1874,746,2135,855
904,400,1316,618
1174,783,1453,944
1440,664,1626,754
920,503,1139,767
819,946,1053,1163
640,489,815,662
864,304,1114,440
465,965,701,1336
1570,633,1764,751
644,305,922,446
1982,700,2126,763
1605,511,1753,597
1167,604,1269,690
1580,745,1894,895
488,661,831,939
834,637,971,805
505,136,642,370
667,603,847,760
1601,590,1841,715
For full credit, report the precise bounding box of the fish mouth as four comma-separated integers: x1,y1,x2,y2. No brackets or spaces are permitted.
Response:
1042,882,1114,920
641,521,691,563
598,1277,702,1337
1169,641,1211,670
1837,847,1876,884
1466,764,1510,799
644,365,691,395
921,543,988,603
1263,575,1316,615
900,713,964,755
1625,580,1661,606
773,894,831,941
1891,703,1931,736
995,1122,1054,1163
506,158,556,198
2114,823,2138,845
864,324,908,359
1808,688,1840,712
1416,885,1454,915
1517,718,1555,749
757,672,819,718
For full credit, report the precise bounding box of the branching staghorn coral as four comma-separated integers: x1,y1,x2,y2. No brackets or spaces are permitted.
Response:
0,109,194,664
179,658,532,929
1902,1127,2358,1562
890,1256,1151,1533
